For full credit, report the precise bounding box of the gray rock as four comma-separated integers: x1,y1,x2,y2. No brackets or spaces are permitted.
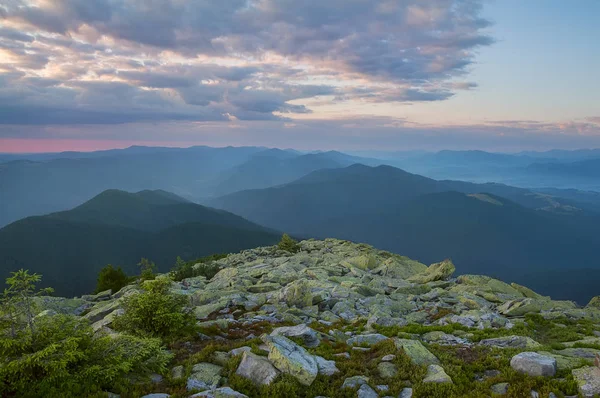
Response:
262,334,319,386
399,387,413,398
490,382,509,395
186,362,223,391
376,385,389,392
357,384,378,398
381,354,396,362
189,387,249,398
423,364,452,384
510,352,557,377
479,335,541,349
270,324,320,348
236,351,280,386
171,365,184,380
229,346,252,356
347,333,388,346
378,362,397,378
315,355,339,376
572,366,600,397
342,375,369,389
141,395,169,398
393,338,440,365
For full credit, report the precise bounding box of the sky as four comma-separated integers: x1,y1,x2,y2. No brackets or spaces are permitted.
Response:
0,0,599,153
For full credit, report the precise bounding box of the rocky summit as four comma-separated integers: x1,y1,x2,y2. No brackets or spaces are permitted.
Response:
37,239,600,397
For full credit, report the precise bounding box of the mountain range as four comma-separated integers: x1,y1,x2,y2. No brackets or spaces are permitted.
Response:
212,164,600,303
0,189,280,296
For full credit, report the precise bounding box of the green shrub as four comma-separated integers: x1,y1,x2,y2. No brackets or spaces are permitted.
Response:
278,233,300,253
0,270,171,398
112,276,195,340
170,254,225,282
138,258,156,281
95,264,130,293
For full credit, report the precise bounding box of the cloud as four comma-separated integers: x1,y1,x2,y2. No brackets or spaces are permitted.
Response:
0,0,493,126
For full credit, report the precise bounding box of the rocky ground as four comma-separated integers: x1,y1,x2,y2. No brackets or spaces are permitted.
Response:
36,239,600,397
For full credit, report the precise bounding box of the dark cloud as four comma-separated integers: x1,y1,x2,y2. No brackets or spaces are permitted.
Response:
0,0,494,126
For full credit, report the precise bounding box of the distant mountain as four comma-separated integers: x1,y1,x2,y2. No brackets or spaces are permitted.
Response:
0,146,379,227
210,151,381,196
0,190,280,296
527,158,600,179
0,146,269,227
212,164,600,303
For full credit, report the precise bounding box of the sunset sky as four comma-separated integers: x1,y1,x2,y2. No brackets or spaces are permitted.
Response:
1,0,599,152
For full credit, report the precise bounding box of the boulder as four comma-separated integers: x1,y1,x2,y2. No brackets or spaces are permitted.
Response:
378,362,397,378
394,338,440,365
280,280,313,308
342,375,369,389
171,365,184,380
347,333,388,347
315,355,339,376
423,364,452,383
262,334,319,386
229,346,252,357
510,352,557,377
186,363,223,391
491,382,509,395
399,387,413,398
572,366,600,397
235,351,280,386
141,394,169,398
479,336,541,349
407,260,455,284
270,324,320,348
190,387,249,398
357,384,378,398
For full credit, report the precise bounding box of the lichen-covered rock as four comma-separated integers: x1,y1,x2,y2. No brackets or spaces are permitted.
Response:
190,387,249,398
357,384,378,398
586,296,600,309
280,280,313,308
187,363,223,391
315,356,339,376
236,351,280,386
342,375,369,389
491,382,509,395
422,331,470,346
399,387,413,398
270,324,320,348
262,334,318,385
407,260,455,284
423,364,452,384
394,338,440,365
377,362,397,378
510,352,557,377
572,366,600,397
479,335,541,349
347,333,388,346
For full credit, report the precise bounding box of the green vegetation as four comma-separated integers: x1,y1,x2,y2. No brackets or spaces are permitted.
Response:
112,276,195,340
138,257,156,281
170,254,227,282
95,264,131,293
0,271,171,398
278,233,300,253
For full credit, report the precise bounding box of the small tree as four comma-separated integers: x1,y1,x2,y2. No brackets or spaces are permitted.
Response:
278,233,300,253
2,269,53,342
95,264,130,293
112,276,194,340
138,258,156,281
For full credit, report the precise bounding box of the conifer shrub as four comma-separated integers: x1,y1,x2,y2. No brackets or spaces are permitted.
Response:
112,276,195,340
95,264,131,293
278,233,300,253
0,271,171,397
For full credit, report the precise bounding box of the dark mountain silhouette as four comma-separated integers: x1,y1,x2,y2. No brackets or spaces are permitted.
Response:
0,190,280,296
